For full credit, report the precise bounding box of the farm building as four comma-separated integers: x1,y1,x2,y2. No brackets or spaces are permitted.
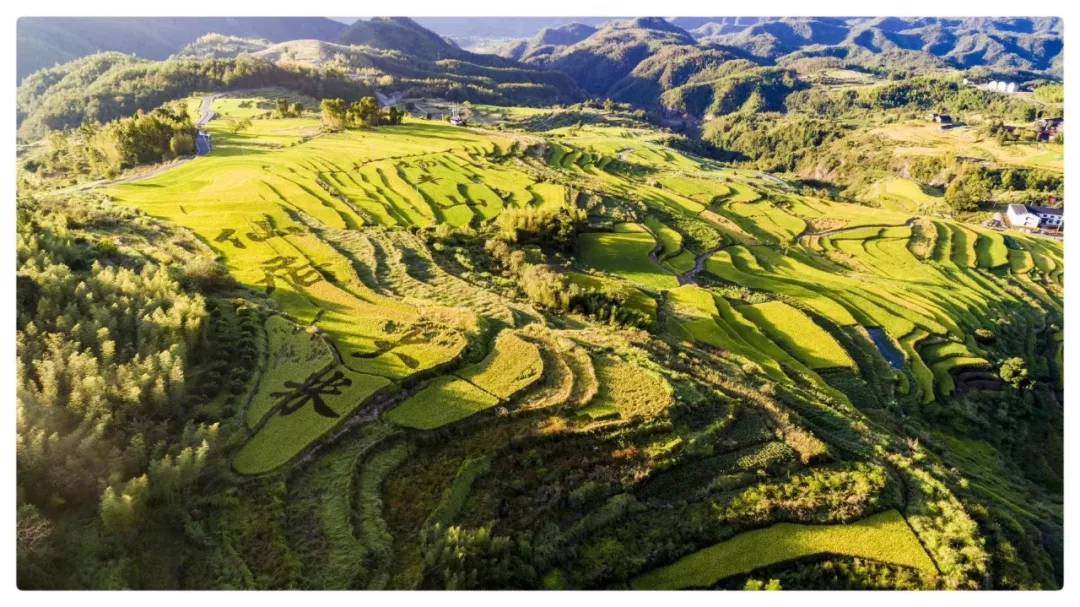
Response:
1006,204,1064,229
929,113,953,124
1037,117,1064,142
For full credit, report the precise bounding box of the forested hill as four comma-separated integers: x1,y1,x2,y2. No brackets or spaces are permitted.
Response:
692,17,1063,75
488,16,1063,78
18,16,1064,85
489,16,1062,118
15,17,585,141
16,17,347,81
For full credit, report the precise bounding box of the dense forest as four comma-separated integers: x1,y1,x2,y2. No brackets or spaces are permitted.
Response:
16,192,239,587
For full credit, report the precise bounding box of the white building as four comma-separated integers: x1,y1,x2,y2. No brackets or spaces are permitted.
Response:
1006,204,1063,229
984,80,1018,94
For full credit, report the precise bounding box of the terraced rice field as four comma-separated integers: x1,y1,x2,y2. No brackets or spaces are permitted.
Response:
246,314,336,428
577,354,673,421
457,331,544,400
632,509,936,589
384,376,500,431
863,178,945,214
106,95,579,472
697,210,1060,406
234,368,393,474
93,96,1060,589
383,329,545,430
578,226,679,290
739,301,855,370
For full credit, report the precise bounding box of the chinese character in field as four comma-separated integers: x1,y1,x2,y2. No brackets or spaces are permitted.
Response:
271,368,353,418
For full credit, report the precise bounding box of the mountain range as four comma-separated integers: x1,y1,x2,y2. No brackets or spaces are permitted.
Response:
19,16,1064,82
16,16,1064,139
16,16,348,81
499,17,1062,94
691,17,1063,73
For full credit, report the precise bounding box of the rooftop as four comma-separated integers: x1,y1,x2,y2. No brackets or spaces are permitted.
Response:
1008,204,1064,217
1027,205,1063,216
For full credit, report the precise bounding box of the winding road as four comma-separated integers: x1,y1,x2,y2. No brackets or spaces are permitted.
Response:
194,94,219,155
196,94,219,128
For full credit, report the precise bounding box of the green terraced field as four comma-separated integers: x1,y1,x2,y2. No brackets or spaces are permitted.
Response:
233,368,393,475
865,178,945,214
384,376,499,430
577,228,678,290
739,301,855,370
246,315,336,428
643,215,684,260
578,354,673,421
632,509,936,589
11,8,1073,594
104,99,1064,473
61,90,1061,591
457,331,544,400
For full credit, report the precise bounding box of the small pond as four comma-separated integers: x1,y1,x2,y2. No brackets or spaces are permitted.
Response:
867,328,906,370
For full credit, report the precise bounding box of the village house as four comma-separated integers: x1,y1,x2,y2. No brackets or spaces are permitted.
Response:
1006,203,1064,230
1037,117,1064,142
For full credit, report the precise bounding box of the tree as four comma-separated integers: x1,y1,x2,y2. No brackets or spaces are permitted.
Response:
17,504,53,562
223,116,252,135
99,475,150,534
944,170,991,212
274,97,290,118
358,96,380,126
320,98,347,131
291,102,303,117
744,578,782,590
382,106,404,125
999,357,1030,389
168,132,194,156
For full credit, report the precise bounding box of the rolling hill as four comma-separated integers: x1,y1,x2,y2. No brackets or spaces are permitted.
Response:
524,18,698,97
16,89,1063,590
16,16,347,81
497,23,599,63
16,18,585,141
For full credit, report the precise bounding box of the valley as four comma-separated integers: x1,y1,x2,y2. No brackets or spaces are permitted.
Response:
14,15,1064,592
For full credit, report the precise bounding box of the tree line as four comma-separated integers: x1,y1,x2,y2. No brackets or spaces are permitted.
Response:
18,54,376,140
319,96,405,130
23,103,197,181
